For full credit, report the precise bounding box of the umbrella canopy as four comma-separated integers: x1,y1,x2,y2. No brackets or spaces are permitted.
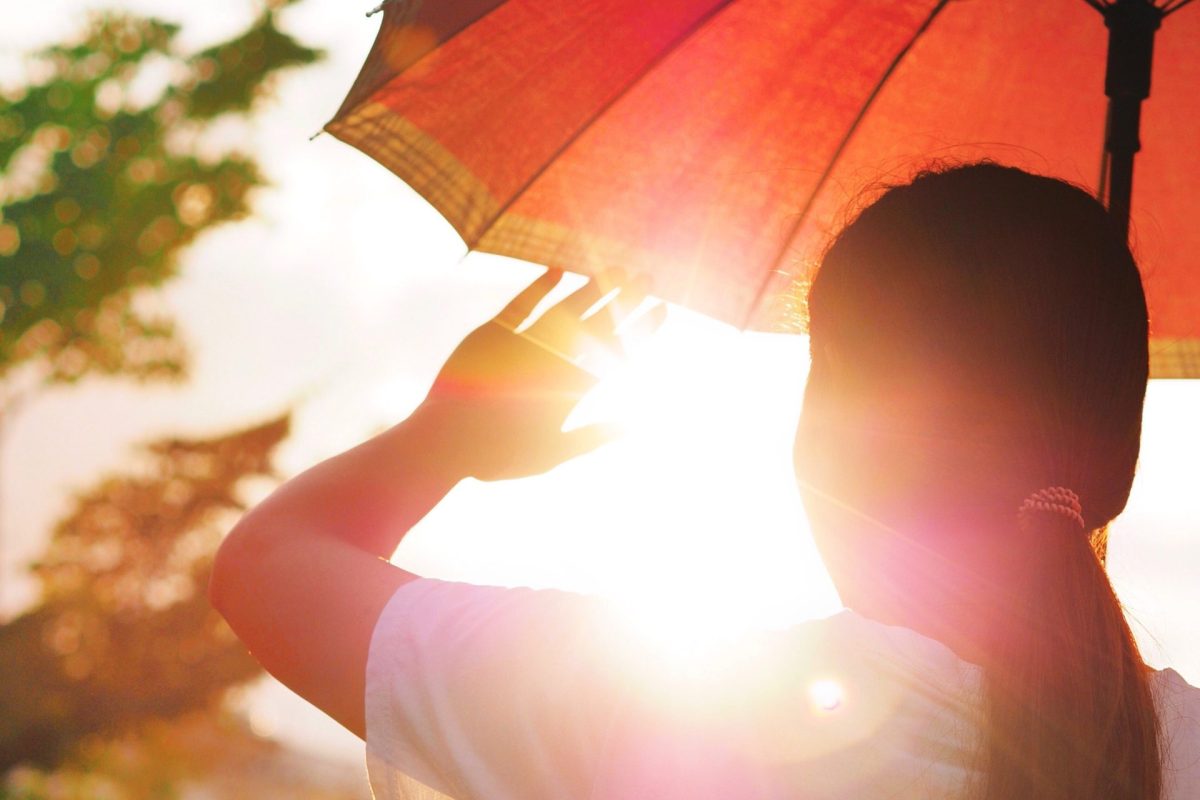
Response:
326,0,1199,377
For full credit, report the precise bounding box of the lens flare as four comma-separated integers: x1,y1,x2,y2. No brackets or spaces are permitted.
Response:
808,678,844,712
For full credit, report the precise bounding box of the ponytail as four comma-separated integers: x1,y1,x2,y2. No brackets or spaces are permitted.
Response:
980,510,1160,800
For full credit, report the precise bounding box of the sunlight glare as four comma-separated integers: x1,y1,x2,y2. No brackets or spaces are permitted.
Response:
568,305,842,659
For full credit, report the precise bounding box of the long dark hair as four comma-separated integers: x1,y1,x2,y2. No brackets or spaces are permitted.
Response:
796,163,1160,799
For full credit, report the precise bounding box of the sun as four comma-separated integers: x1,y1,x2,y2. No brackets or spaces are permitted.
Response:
564,304,843,657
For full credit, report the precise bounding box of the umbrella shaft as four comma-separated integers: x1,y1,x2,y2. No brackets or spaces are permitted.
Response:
1104,112,1137,241
1101,0,1163,238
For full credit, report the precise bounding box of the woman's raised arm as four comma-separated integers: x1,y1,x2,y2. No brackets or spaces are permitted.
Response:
208,268,660,737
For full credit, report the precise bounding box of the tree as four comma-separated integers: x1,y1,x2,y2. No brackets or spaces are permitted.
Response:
0,7,348,796
0,413,290,771
0,1,320,590
0,0,323,617
0,3,322,391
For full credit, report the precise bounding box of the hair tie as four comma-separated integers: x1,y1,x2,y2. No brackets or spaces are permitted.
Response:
1018,486,1086,532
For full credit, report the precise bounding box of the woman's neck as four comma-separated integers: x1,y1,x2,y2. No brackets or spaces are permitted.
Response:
824,536,1016,668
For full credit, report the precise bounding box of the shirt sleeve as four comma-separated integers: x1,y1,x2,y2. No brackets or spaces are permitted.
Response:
364,578,629,800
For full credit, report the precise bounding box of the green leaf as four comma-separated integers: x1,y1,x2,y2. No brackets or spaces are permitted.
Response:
183,11,325,121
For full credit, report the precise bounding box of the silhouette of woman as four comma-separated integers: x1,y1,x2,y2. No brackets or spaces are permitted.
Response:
211,163,1200,799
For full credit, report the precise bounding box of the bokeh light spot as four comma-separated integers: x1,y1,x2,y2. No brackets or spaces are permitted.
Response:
0,222,20,256
74,253,101,280
20,280,46,308
174,183,214,227
55,198,81,224
53,228,78,256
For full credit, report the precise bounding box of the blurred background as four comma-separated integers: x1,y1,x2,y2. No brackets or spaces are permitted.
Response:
1,1,1196,797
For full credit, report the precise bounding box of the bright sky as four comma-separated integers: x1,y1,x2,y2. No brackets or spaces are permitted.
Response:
3,0,1199,770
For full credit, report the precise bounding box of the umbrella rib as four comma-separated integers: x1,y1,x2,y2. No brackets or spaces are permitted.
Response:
461,0,741,252
1080,0,1109,13
1163,0,1195,16
741,0,955,330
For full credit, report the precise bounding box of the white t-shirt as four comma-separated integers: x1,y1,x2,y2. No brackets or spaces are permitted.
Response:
364,579,1200,800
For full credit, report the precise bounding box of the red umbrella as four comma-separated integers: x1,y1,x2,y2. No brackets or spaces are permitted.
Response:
325,0,1199,377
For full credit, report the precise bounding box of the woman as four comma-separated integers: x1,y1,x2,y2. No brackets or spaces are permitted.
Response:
210,163,1200,799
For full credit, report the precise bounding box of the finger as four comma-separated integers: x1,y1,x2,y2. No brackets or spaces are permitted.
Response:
582,302,623,346
555,423,622,463
619,302,668,347
529,271,626,358
559,277,607,317
495,267,564,329
582,275,643,342
579,269,639,335
611,274,652,323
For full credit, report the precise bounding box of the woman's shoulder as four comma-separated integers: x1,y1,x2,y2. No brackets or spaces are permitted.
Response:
1151,664,1200,702
1151,667,1200,799
675,610,987,798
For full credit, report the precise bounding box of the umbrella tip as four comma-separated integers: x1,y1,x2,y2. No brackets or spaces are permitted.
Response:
365,0,400,17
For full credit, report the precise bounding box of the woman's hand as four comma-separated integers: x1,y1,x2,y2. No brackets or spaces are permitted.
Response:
211,268,663,737
411,268,665,481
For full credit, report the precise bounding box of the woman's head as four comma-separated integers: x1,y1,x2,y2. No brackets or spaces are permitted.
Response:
794,162,1158,799
796,162,1148,600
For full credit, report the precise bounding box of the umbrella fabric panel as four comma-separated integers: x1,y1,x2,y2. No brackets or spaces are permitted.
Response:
328,0,940,325
329,0,739,249
783,0,1200,377
328,0,1200,376
482,0,942,327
